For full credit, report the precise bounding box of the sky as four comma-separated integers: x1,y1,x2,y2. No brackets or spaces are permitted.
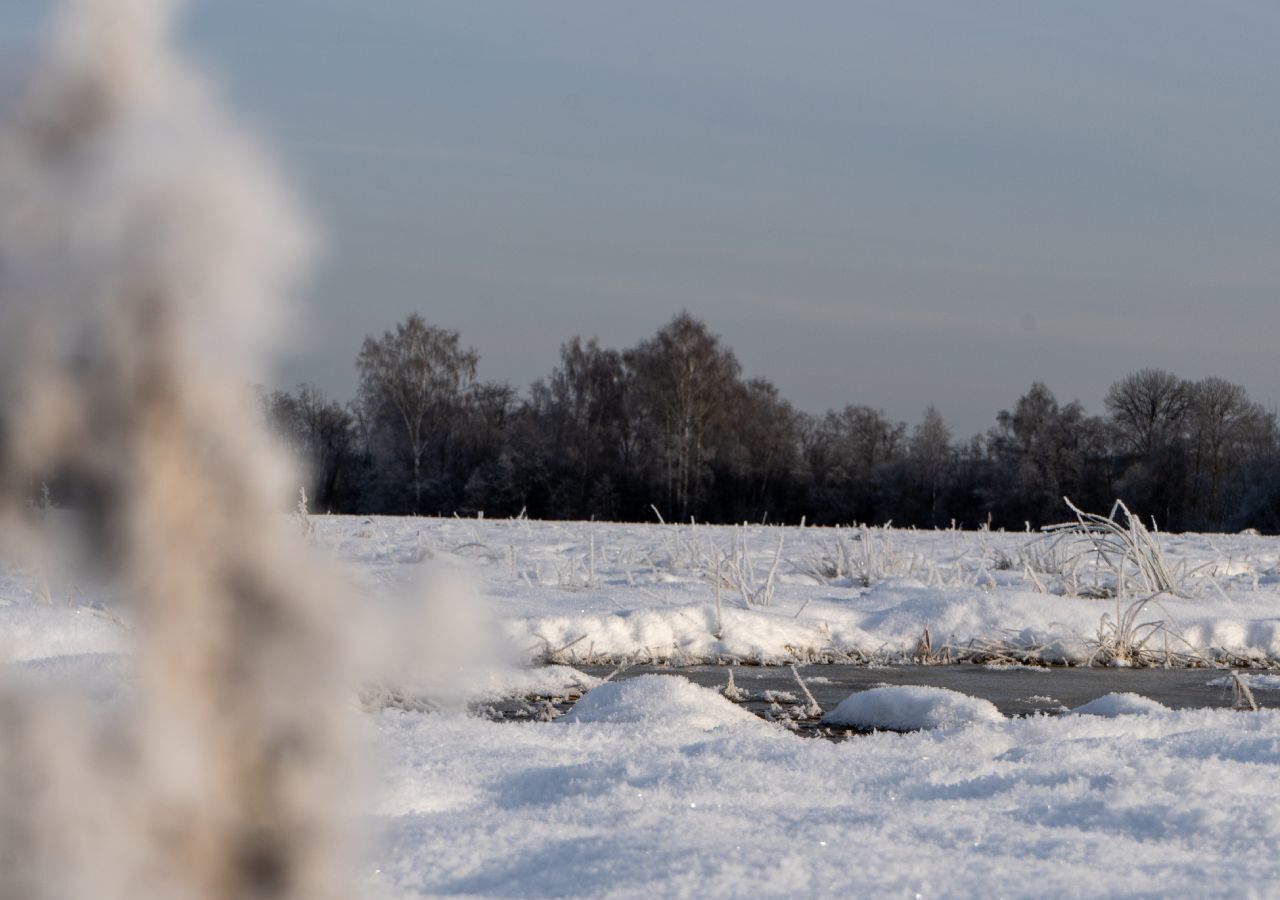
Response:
2,1,1278,434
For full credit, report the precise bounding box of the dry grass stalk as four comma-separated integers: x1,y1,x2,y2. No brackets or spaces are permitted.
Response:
789,665,822,718
1041,498,1186,598
1231,672,1259,712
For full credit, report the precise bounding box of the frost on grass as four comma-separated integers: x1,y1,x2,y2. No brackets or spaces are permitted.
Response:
821,685,1004,731
322,513,1280,668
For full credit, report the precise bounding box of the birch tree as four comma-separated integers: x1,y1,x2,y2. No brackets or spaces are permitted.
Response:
1186,377,1272,523
356,315,477,513
625,313,741,519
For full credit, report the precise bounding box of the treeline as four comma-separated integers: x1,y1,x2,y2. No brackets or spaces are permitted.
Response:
264,312,1280,532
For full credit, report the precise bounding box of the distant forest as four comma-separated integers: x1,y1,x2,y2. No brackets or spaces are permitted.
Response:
263,312,1280,533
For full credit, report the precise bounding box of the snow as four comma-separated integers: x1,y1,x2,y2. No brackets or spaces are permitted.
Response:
9,516,1280,895
314,517,1280,667
1071,692,1170,717
371,701,1280,897
822,685,1004,730
562,674,761,730
16,516,1280,670
0,598,125,663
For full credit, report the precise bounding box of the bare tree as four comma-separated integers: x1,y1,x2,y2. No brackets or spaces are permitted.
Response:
991,383,1106,523
625,313,741,519
531,337,632,514
725,378,802,519
356,315,478,513
265,384,356,509
820,406,907,479
1105,368,1190,455
1186,377,1272,522
801,405,906,523
909,405,952,526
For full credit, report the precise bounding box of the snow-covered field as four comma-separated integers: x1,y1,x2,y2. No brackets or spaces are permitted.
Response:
325,515,1280,669
8,514,1280,897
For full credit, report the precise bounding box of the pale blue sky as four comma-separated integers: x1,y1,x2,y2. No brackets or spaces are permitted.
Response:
4,1,1278,433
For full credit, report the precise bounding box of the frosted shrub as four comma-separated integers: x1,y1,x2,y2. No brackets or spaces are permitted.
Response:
0,1,359,897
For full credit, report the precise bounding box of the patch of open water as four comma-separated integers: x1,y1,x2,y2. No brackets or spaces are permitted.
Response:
478,665,1264,735
582,664,1261,735
591,664,1246,716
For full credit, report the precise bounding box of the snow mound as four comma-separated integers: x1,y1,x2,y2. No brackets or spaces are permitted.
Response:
821,685,1003,731
469,664,598,702
1071,692,1169,717
563,674,760,731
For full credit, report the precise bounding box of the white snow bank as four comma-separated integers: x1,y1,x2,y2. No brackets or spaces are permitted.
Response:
1072,692,1169,717
821,685,1003,730
563,674,761,731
